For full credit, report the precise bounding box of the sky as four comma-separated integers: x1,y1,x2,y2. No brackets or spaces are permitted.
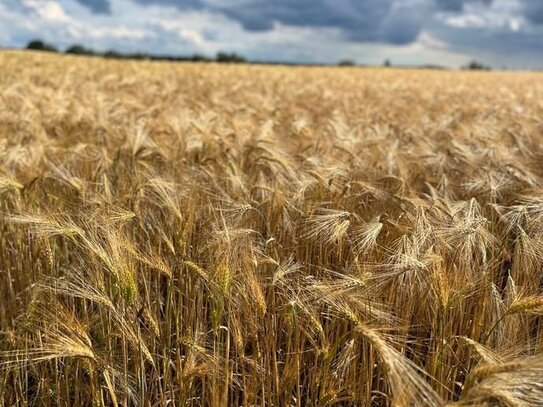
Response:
1,0,542,68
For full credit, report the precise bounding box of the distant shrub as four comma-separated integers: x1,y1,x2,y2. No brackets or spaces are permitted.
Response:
216,52,246,63
338,59,355,66
463,60,491,71
103,50,123,59
190,54,210,62
26,40,58,52
66,45,94,55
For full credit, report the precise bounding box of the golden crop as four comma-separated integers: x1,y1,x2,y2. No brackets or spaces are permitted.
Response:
1,51,543,406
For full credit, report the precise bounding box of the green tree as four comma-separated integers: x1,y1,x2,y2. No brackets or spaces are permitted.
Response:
463,60,491,71
66,44,94,55
26,40,58,52
338,59,355,66
216,51,246,63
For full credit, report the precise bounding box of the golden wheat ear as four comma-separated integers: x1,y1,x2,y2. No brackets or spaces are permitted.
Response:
7,213,85,238
351,216,383,254
0,300,96,372
303,208,352,245
355,324,444,407
456,336,502,365
0,172,23,194
452,355,543,407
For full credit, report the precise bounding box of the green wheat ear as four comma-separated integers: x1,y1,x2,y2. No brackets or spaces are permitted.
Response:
123,279,137,305
112,281,120,298
111,279,137,305
209,302,221,329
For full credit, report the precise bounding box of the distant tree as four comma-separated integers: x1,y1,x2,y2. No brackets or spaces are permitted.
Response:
65,44,94,55
216,51,246,63
463,60,491,71
26,40,58,52
127,52,150,60
104,49,123,59
383,59,391,67
191,54,210,62
338,59,355,66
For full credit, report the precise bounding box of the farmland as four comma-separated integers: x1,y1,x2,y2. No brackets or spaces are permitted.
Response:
1,51,543,405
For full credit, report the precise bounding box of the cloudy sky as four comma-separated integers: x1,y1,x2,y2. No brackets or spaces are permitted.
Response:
1,0,542,68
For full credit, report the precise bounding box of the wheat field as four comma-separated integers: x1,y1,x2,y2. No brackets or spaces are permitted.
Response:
1,50,543,406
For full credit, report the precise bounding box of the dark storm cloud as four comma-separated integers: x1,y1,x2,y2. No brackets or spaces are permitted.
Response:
520,1,543,24
125,0,425,44
214,0,397,41
130,0,202,8
434,0,493,12
74,0,111,13
434,0,467,11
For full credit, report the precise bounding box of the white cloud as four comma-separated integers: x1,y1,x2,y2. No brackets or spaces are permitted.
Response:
87,26,154,40
416,32,449,50
441,13,486,28
509,18,521,32
22,0,71,23
437,0,525,30
179,29,206,47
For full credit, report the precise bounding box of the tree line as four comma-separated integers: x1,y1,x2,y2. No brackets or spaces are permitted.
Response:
26,40,246,63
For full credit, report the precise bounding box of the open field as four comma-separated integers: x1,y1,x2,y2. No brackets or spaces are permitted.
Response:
1,51,543,406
